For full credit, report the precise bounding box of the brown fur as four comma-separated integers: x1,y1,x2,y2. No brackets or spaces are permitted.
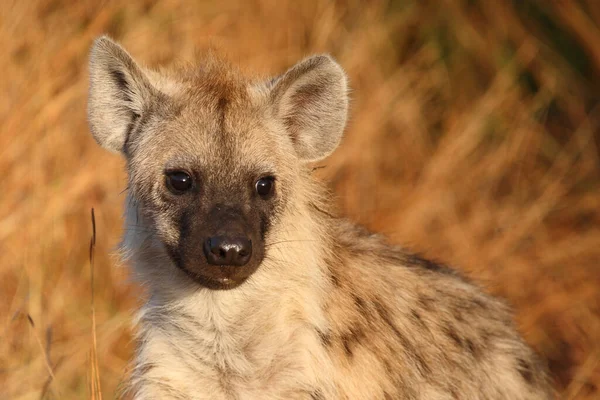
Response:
87,36,553,399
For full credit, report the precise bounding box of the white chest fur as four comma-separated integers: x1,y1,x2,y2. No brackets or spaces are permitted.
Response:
129,272,335,400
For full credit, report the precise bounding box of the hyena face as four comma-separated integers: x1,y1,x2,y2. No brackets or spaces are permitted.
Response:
123,99,287,290
87,37,348,289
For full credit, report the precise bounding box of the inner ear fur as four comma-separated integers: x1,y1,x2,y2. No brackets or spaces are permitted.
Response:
87,36,159,154
270,55,349,162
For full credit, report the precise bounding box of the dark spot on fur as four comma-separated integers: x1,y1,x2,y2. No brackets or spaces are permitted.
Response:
383,391,394,400
442,322,483,359
517,358,534,385
465,338,480,358
351,325,365,340
454,310,465,323
217,96,228,108
449,386,459,399
317,329,331,347
406,253,457,276
331,273,340,287
353,294,367,313
417,294,435,311
310,389,324,400
409,345,431,375
375,302,413,355
374,301,401,337
382,359,394,375
340,326,366,359
378,247,405,264
382,359,411,396
342,335,353,358
330,271,340,287
410,308,426,328
321,241,344,289
375,299,431,375
444,324,463,348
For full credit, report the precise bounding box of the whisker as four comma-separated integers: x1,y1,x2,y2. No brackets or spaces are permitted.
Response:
265,239,318,248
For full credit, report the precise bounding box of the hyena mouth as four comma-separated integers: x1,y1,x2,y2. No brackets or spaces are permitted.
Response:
183,269,251,290
188,274,247,290
165,242,260,290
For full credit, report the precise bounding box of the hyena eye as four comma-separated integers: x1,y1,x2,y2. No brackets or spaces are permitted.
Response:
165,171,193,194
255,176,275,198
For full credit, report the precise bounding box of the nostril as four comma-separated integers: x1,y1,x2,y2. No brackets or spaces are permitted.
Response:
204,236,252,266
236,238,252,260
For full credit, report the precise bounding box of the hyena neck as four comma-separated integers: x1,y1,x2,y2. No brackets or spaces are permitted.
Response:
125,183,341,396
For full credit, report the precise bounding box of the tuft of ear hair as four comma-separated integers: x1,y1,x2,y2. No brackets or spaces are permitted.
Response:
87,36,159,154
270,55,349,162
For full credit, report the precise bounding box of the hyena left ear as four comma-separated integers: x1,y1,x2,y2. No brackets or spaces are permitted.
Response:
270,55,349,162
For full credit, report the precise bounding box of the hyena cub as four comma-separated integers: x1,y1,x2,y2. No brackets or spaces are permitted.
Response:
87,36,552,399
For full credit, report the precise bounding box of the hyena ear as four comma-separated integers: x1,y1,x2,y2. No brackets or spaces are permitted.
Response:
270,55,349,162
87,36,157,154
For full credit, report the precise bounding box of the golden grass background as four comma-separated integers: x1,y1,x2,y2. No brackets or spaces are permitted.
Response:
1,0,599,398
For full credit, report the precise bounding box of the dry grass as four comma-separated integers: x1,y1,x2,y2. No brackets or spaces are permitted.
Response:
0,0,599,398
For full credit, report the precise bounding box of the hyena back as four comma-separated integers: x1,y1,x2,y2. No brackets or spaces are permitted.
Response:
87,37,553,399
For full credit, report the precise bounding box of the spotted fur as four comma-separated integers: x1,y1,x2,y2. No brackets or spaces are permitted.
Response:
87,36,553,400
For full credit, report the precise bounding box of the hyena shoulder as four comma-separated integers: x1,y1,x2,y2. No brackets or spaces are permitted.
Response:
315,220,553,399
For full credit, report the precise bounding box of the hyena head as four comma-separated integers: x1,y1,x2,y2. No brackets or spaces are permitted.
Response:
87,37,348,290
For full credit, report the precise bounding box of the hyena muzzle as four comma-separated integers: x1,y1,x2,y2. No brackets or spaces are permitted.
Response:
87,36,554,400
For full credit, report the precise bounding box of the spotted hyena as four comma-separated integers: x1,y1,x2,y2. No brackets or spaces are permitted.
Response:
87,36,553,399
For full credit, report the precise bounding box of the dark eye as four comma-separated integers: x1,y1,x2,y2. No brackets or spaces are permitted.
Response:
165,171,193,194
255,176,275,198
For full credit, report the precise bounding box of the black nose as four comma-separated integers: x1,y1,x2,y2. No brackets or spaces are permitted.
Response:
204,236,252,266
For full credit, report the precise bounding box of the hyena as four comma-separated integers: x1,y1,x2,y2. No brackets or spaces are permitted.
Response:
87,36,553,400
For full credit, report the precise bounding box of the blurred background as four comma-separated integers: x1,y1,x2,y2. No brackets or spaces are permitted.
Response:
1,0,599,398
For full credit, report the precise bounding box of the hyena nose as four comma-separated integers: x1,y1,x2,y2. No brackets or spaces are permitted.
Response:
204,236,252,266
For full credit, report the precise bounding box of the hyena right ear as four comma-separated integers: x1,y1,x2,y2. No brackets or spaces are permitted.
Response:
270,55,349,162
87,36,158,154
